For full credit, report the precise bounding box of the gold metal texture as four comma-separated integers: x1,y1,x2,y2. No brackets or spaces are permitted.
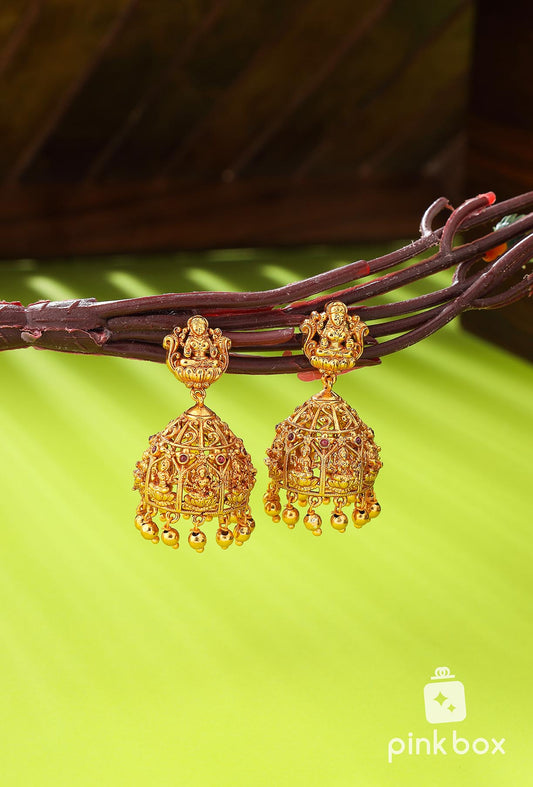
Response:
134,316,256,552
264,301,381,535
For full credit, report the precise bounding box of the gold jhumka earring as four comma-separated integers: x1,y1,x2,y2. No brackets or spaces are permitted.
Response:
133,316,257,552
264,301,382,536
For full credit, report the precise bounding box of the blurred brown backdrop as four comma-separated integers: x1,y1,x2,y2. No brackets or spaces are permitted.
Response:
0,0,479,257
0,1,529,257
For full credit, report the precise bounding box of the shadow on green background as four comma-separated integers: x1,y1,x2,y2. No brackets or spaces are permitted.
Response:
0,248,530,786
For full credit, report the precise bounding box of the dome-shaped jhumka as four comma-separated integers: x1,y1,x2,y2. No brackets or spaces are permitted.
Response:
133,317,256,552
264,302,382,535
134,406,256,551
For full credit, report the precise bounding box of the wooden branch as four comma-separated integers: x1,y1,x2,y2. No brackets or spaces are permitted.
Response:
0,191,531,373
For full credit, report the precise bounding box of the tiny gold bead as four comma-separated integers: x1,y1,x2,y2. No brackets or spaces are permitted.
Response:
352,509,370,528
162,527,179,549
188,530,207,552
369,502,381,518
216,528,234,550
282,506,299,528
264,500,281,518
330,510,348,532
246,516,256,532
303,510,322,532
234,523,252,544
141,521,158,541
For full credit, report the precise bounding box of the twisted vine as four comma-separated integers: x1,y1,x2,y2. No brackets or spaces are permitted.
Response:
1,190,532,374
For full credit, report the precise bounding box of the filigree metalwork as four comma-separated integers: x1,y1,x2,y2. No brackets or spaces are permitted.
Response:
134,316,256,552
264,301,381,535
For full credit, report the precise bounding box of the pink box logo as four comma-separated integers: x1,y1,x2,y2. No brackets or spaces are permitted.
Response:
424,667,466,724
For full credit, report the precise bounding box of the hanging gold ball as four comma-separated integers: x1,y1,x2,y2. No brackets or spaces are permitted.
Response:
330,510,348,532
282,505,299,529
369,501,381,518
264,500,281,518
141,521,159,542
188,530,207,552
161,527,180,549
303,510,322,536
134,514,145,531
234,523,252,545
246,516,256,532
216,528,234,549
353,509,370,528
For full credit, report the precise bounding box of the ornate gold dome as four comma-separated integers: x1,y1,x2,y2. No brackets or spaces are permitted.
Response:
264,388,382,535
134,403,256,551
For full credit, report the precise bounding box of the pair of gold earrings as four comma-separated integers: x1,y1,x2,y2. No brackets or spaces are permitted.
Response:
133,301,382,553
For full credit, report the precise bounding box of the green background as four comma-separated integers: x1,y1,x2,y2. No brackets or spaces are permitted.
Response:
0,249,531,786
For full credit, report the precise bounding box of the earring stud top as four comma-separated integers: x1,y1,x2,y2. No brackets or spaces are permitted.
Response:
163,315,230,405
300,301,368,389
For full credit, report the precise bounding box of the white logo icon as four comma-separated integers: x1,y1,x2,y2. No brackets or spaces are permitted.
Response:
424,667,466,724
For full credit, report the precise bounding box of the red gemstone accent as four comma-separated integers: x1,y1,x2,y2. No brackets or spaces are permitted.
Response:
179,454,188,463
320,438,329,447
288,432,294,441
356,437,362,445
216,454,226,464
